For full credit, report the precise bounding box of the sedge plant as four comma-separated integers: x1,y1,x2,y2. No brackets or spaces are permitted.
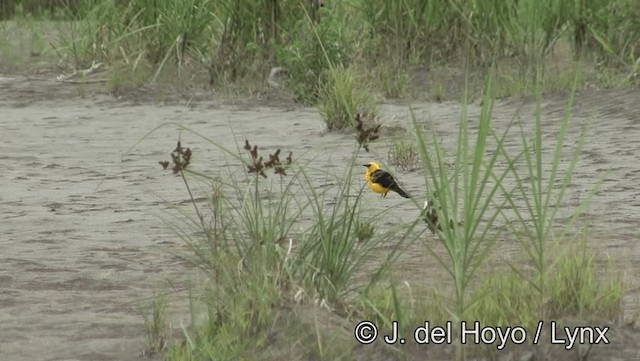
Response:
412,70,513,360
144,123,418,358
456,64,625,357
141,127,310,359
495,64,615,320
294,148,416,307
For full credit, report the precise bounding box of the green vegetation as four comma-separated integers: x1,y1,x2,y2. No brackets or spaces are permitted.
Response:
137,289,169,354
354,220,375,243
142,68,625,360
2,0,640,125
1,1,633,360
387,136,420,172
316,65,378,130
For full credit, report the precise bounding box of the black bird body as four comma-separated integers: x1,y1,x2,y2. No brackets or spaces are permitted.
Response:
363,162,411,198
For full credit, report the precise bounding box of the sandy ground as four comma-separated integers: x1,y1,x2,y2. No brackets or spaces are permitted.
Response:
1,74,640,361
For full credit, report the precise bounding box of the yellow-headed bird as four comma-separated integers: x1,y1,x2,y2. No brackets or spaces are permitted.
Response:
363,162,411,198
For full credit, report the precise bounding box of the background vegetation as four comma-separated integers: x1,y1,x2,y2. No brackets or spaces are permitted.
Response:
1,1,635,360
2,0,639,107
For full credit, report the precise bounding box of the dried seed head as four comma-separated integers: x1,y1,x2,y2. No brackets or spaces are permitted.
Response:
160,141,192,175
244,140,294,178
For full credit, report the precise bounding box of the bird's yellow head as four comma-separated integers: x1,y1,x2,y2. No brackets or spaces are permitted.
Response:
363,162,381,172
363,162,380,181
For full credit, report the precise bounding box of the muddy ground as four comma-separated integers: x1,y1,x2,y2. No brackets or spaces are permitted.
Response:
1,72,640,361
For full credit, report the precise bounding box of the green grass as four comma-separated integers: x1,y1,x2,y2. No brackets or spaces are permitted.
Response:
143,130,419,360
316,65,378,131
410,71,515,360
2,0,639,105
492,64,608,327
292,151,416,306
374,65,409,99
387,136,420,172
354,220,375,243
465,240,624,358
137,289,169,355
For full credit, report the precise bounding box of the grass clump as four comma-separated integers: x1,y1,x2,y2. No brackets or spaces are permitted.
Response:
401,67,625,360
296,185,363,305
151,133,412,359
137,290,169,355
4,0,640,101
276,2,354,105
412,72,512,359
293,152,411,307
387,136,420,172
493,65,610,328
471,246,624,328
317,66,378,131
157,138,303,361
354,220,375,243
465,242,624,358
375,65,409,99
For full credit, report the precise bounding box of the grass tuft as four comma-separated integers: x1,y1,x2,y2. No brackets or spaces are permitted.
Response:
317,66,378,131
354,220,375,243
387,136,420,172
138,290,169,355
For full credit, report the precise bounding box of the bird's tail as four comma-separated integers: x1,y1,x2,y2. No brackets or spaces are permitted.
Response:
393,185,411,198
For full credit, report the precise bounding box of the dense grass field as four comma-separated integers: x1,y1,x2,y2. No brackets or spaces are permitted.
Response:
2,0,639,107
2,1,638,360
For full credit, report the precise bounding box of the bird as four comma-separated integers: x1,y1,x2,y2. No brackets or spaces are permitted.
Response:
363,162,411,198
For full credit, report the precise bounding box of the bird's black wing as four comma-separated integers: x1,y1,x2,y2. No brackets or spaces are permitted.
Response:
371,169,411,198
371,169,397,188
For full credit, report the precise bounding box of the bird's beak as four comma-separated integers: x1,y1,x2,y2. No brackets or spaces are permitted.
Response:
362,164,369,167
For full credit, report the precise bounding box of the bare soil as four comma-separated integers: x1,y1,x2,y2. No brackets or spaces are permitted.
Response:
1,72,640,361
